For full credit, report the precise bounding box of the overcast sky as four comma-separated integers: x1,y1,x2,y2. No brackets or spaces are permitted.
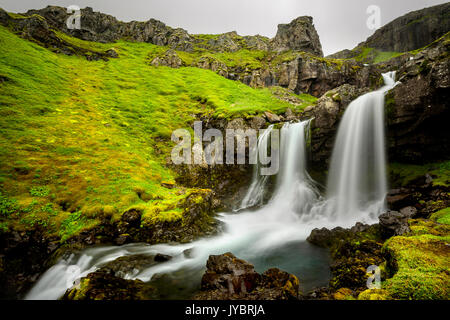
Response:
1,0,448,55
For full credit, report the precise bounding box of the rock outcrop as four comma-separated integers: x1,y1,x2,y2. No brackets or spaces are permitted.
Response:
329,3,450,59
0,8,118,61
304,84,371,167
194,253,299,300
385,33,450,163
270,16,323,56
363,3,450,53
378,210,413,239
63,270,158,300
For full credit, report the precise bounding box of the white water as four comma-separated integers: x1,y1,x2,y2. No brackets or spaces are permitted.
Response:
323,71,399,225
26,73,397,300
239,125,274,210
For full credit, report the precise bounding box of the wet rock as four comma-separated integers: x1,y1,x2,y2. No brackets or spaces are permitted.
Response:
62,270,157,300
386,188,416,211
99,255,157,278
154,253,172,262
379,210,412,238
194,253,299,300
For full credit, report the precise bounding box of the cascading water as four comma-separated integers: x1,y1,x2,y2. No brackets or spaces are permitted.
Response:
26,120,332,300
324,71,399,225
239,125,274,210
26,73,397,300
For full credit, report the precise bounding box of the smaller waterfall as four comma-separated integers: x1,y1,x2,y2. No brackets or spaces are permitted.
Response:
325,71,399,224
239,125,274,209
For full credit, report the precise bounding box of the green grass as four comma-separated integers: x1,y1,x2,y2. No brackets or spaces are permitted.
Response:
0,25,303,241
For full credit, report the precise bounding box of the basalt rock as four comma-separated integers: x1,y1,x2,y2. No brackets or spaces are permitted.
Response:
379,210,413,239
305,84,370,168
270,16,323,57
194,253,299,300
385,33,450,163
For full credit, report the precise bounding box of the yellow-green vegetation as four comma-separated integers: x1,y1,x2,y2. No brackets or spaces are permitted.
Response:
389,161,450,188
0,25,307,242
381,208,450,300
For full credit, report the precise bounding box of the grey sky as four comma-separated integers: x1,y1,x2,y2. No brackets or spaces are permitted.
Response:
1,0,448,55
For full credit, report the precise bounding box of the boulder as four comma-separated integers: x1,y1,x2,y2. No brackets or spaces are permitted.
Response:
378,210,413,238
195,253,299,300
62,270,157,300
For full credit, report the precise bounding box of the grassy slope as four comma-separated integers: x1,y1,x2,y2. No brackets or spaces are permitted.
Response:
0,25,305,241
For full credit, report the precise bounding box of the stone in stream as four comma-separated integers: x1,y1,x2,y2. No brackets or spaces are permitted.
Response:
194,252,299,300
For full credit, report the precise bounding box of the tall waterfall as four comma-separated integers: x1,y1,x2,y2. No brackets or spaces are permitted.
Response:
325,72,398,223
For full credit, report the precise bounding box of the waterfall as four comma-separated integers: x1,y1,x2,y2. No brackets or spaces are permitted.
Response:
239,125,274,209
325,71,398,224
26,120,327,300
25,74,398,300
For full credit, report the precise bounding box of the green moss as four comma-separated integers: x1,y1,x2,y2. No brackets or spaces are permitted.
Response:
29,186,50,197
389,161,450,188
430,207,450,225
382,219,450,300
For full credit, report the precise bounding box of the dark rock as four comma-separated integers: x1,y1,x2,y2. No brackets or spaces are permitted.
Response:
385,33,450,163
154,253,172,262
121,209,141,227
99,255,157,278
62,270,157,300
329,3,450,59
379,210,412,238
386,188,416,211
195,253,299,300
363,3,450,53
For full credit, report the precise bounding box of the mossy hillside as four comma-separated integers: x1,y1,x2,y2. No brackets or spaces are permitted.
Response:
389,161,450,188
0,25,298,242
381,210,450,300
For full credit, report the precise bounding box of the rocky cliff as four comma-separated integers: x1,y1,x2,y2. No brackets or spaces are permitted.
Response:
329,2,450,61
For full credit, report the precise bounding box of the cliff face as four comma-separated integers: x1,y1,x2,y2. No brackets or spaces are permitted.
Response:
364,2,450,53
385,34,450,163
329,2,450,61
23,6,323,56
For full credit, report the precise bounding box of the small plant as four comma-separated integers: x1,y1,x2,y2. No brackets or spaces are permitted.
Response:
0,191,18,217
30,186,50,197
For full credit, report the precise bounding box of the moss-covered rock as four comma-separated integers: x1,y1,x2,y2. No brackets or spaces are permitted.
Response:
62,270,158,300
381,213,450,300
